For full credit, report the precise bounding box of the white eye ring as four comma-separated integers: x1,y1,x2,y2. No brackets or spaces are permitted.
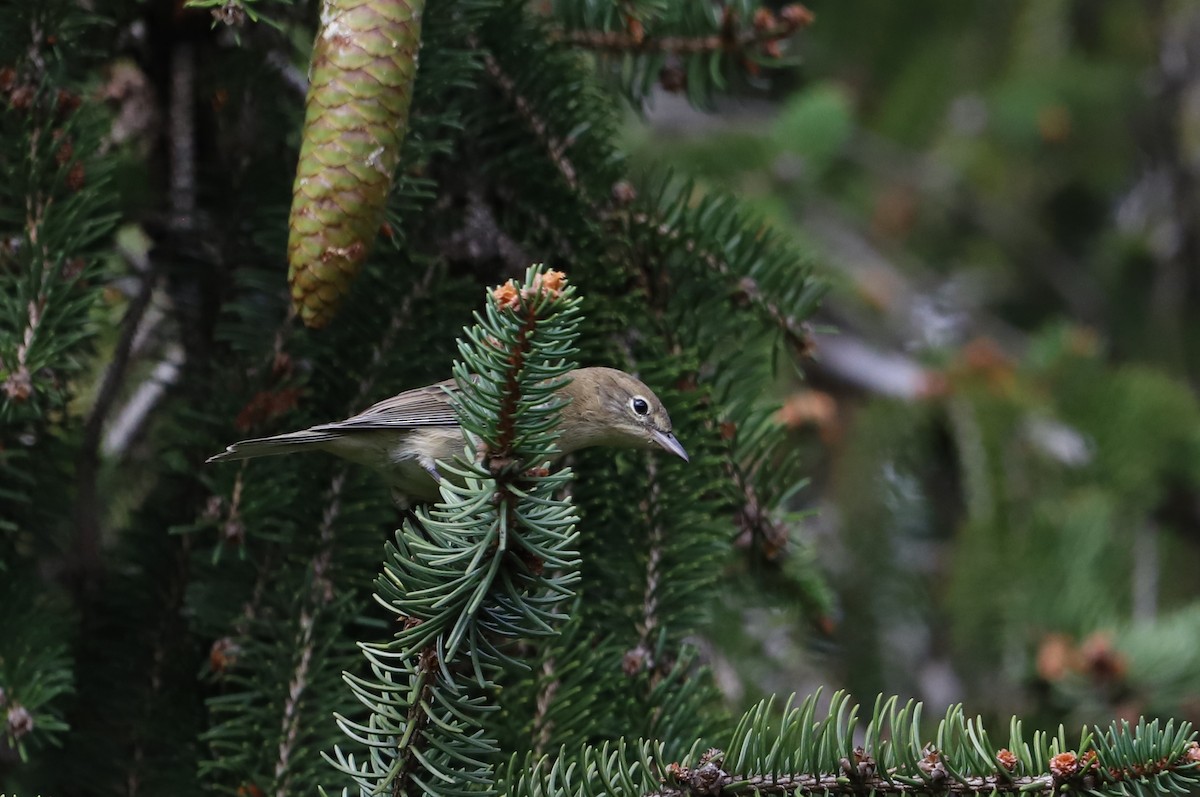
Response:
630,396,650,416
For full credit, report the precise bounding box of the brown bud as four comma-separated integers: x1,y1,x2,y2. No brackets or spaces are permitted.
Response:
55,88,81,118
9,84,34,111
1079,632,1126,683
512,547,545,576
611,179,638,206
753,7,775,31
55,137,74,166
61,257,86,281
918,744,947,781
1038,104,1072,145
2,366,32,402
626,16,645,44
675,373,698,391
271,350,294,380
689,760,726,796
665,762,690,782
527,268,566,299
853,747,875,779
779,4,815,27
209,637,239,673
659,63,686,93
719,6,738,38
6,703,34,738
1184,741,1200,764
66,161,86,191
237,784,265,797
622,645,649,676
492,281,520,310
762,40,783,59
0,67,15,93
213,2,248,26
996,748,1019,771
777,390,839,443
235,388,301,432
1049,751,1079,778
202,495,225,522
1036,633,1078,682
222,515,245,547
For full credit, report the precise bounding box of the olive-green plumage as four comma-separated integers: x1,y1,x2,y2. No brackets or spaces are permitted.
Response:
287,0,424,328
208,367,688,507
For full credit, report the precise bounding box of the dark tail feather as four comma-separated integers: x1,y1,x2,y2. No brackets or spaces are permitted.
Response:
205,430,339,463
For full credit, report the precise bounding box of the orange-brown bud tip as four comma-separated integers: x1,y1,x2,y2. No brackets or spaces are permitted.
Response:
1050,752,1079,778
780,4,815,27
493,281,521,309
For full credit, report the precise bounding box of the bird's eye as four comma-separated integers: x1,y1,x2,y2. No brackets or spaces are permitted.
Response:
631,396,649,416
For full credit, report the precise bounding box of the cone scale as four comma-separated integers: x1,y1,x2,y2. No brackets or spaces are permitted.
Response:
287,0,424,328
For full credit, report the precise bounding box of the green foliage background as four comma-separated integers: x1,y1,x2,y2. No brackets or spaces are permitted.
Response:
4,0,1200,794
628,0,1200,734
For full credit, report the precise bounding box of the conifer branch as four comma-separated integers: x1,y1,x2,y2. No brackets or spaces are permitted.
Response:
698,694,1200,797
723,438,789,561
473,38,585,199
628,458,665,678
532,654,560,760
274,607,317,794
624,208,815,359
326,266,583,795
390,647,438,797
506,694,1200,797
550,5,814,57
274,470,345,792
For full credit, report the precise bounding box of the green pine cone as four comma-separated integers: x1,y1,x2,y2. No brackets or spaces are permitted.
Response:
287,0,424,329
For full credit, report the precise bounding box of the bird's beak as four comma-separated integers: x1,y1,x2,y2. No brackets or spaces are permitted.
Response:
652,430,689,462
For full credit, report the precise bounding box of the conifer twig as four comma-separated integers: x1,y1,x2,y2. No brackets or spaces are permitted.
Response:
391,647,437,797
550,5,814,56
628,458,665,678
274,469,345,793
624,210,814,358
472,37,584,198
532,654,560,760
274,607,317,794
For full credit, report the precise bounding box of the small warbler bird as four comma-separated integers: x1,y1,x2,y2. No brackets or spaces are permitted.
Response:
208,366,688,507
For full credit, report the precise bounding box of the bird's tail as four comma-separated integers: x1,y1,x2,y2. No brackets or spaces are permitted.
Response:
206,430,339,463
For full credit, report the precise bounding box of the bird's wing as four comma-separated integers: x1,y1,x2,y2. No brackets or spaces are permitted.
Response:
312,379,461,432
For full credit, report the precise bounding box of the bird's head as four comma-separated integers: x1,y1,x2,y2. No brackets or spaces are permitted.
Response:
559,367,689,461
